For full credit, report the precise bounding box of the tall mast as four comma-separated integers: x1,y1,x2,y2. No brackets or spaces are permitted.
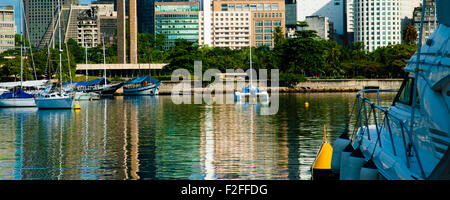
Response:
102,36,107,87
248,0,252,87
84,34,88,81
19,0,23,89
58,0,63,94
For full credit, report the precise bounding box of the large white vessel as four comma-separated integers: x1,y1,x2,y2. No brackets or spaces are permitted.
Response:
330,0,450,180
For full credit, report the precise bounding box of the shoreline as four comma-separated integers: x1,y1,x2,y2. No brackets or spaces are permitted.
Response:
114,79,402,95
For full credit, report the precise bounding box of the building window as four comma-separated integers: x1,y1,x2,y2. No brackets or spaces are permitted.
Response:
236,4,242,11
257,4,263,11
221,4,228,11
264,4,271,11
272,3,278,11
264,41,272,46
251,4,257,11
273,21,281,26
229,4,235,11
255,34,263,40
264,21,272,26
255,21,263,26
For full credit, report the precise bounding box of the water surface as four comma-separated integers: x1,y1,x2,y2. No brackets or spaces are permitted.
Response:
0,93,394,180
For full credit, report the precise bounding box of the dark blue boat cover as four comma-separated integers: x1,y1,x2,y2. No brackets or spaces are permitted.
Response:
62,81,77,86
76,78,110,86
125,76,159,84
0,89,34,99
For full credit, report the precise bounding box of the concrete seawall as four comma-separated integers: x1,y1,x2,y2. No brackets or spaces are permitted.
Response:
153,79,403,94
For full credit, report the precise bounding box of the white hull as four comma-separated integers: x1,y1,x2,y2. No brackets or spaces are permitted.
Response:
0,98,36,107
73,92,100,101
35,97,73,109
123,84,159,96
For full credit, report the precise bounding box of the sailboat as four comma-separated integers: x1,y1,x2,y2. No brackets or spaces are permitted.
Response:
73,34,100,100
234,24,269,103
0,0,38,107
74,37,123,96
35,0,73,109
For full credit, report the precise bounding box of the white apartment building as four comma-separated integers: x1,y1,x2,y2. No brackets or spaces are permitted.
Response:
0,6,15,53
353,0,403,51
297,0,344,35
199,10,251,49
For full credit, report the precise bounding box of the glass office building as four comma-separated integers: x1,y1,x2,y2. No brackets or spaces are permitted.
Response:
154,1,200,48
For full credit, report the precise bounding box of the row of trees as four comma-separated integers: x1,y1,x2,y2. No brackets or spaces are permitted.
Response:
0,23,418,82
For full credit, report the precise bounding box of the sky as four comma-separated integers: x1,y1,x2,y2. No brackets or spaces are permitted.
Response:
0,0,92,33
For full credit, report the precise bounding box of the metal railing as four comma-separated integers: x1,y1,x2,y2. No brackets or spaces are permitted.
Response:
352,89,426,178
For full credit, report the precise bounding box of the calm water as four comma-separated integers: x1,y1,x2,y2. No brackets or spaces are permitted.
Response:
0,93,395,180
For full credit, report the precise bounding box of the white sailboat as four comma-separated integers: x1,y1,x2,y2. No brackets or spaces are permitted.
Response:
234,15,269,103
73,34,100,101
35,0,73,109
0,0,37,107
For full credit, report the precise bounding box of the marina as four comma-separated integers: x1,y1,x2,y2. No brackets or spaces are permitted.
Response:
0,0,448,184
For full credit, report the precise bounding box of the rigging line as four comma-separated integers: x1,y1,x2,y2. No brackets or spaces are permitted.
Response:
21,0,37,80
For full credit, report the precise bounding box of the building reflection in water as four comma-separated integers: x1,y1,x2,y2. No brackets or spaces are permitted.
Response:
199,102,289,180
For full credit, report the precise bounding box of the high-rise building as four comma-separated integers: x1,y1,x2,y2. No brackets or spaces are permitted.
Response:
413,0,437,45
200,10,251,49
62,3,116,48
200,0,285,48
24,0,79,49
353,0,403,51
154,1,200,49
137,0,155,34
0,6,15,53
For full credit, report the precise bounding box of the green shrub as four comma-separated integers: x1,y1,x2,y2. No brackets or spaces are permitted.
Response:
279,73,307,88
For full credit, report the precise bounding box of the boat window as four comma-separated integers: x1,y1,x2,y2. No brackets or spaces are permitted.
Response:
397,78,413,105
395,77,420,106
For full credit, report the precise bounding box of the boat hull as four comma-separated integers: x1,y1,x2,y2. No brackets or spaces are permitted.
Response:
0,98,36,107
77,82,124,96
73,92,100,101
35,97,73,109
123,83,159,96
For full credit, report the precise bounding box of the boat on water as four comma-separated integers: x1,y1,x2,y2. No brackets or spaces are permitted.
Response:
74,78,124,96
0,0,45,108
35,92,73,109
234,84,269,103
0,89,36,107
327,0,450,180
123,76,161,95
35,0,73,110
234,18,269,103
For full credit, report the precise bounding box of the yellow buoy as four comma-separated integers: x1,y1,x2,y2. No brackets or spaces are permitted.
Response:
73,104,81,110
311,124,335,180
